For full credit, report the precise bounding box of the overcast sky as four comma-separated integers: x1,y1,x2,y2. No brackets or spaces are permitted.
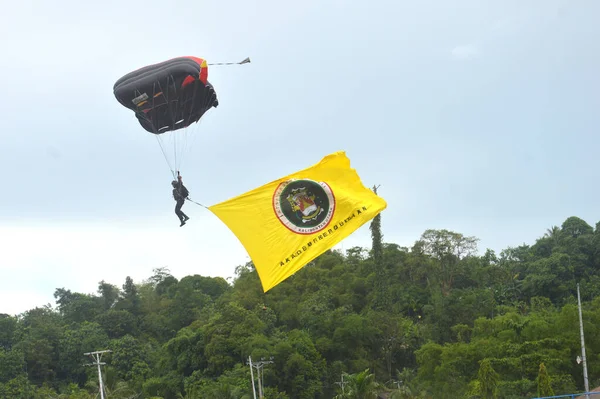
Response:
1,0,598,315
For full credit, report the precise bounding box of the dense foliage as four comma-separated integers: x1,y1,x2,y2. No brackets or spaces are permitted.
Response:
2,215,600,398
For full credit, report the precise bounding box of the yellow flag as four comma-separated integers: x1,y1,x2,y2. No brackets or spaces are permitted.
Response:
208,151,387,292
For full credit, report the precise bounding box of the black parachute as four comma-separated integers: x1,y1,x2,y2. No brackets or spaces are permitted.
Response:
113,56,218,135
113,56,220,175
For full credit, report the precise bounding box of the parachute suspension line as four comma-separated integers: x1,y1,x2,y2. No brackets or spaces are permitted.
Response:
183,80,219,173
191,86,216,152
178,122,193,173
182,118,202,171
186,197,209,209
178,79,216,174
148,80,176,178
154,75,182,177
164,72,195,174
177,70,203,172
155,135,176,179
153,83,174,177
208,57,251,66
141,59,228,179
177,69,209,206
165,75,177,172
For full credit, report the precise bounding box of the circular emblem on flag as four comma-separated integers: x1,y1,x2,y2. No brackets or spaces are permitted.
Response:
273,179,335,234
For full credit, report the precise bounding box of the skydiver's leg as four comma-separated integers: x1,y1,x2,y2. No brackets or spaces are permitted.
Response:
179,199,189,221
175,200,185,222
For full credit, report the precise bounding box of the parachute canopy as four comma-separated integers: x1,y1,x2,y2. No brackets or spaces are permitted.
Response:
113,56,219,135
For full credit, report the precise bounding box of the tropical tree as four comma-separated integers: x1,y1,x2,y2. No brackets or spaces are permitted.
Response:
334,368,381,399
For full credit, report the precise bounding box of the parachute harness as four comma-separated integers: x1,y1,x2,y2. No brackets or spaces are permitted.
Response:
173,171,209,209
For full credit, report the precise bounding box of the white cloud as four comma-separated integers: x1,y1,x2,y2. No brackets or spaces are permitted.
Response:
0,212,377,316
0,213,250,315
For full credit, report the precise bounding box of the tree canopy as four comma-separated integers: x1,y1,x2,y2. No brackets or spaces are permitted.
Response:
1,215,599,398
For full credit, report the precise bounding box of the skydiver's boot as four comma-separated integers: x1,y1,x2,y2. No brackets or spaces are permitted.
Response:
182,213,190,224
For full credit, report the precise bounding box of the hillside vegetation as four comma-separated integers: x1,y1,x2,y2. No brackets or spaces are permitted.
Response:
1,215,600,398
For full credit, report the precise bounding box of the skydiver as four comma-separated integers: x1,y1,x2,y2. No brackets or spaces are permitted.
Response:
172,173,190,227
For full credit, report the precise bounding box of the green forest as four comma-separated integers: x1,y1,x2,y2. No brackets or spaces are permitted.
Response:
2,215,600,399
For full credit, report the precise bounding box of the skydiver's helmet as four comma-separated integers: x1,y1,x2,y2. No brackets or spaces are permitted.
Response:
171,180,178,187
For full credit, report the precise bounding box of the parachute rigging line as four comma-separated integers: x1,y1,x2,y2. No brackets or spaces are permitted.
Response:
152,73,203,178
208,57,251,66
186,197,208,209
151,78,181,179
155,135,176,179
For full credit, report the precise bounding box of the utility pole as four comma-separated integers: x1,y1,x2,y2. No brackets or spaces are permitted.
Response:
247,356,257,399
335,373,348,394
577,284,590,399
84,350,111,399
248,356,273,399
